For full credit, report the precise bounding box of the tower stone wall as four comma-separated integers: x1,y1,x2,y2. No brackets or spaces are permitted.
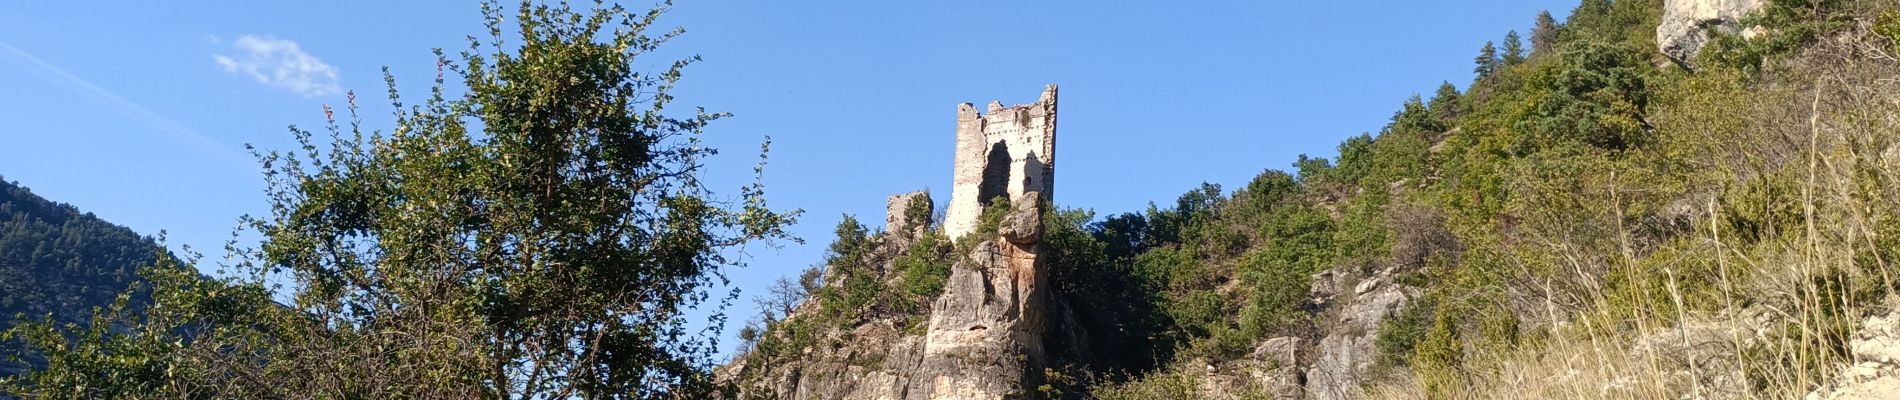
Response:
884,191,932,244
943,84,1057,238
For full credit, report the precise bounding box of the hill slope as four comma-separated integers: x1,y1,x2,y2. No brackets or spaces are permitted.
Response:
0,178,163,376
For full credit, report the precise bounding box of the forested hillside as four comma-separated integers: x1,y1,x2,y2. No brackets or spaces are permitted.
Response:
0,178,162,376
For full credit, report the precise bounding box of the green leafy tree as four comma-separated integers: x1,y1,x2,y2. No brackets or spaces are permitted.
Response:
3,1,796,398
1044,207,1169,376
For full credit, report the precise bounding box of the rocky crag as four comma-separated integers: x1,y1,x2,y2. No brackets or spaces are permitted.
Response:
720,88,1060,400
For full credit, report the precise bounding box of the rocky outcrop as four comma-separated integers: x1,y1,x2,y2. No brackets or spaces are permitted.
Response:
1172,337,1307,400
1305,272,1416,400
720,324,926,399
1809,302,1900,399
1657,0,1765,67
1247,337,1308,400
721,192,1049,400
909,192,1049,399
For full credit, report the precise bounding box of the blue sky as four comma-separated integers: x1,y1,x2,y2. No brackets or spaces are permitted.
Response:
0,1,1574,355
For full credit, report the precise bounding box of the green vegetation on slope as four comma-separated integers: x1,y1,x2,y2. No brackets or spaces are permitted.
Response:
614,0,1900,395
733,2,1900,398
0,178,166,377
1087,0,1900,398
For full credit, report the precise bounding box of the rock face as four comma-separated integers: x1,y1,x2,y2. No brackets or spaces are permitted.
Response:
1657,0,1765,67
1249,337,1308,400
720,193,1050,400
720,325,926,399
1305,272,1416,400
910,192,1049,399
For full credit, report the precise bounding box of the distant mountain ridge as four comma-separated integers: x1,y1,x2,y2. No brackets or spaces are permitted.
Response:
0,177,164,376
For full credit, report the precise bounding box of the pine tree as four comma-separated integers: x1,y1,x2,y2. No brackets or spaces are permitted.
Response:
1502,31,1526,65
1429,81,1462,122
1473,41,1499,78
1532,10,1559,55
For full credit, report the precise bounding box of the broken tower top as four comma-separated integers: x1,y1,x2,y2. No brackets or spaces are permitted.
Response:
942,84,1057,239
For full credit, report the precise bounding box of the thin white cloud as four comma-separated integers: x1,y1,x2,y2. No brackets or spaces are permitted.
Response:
0,40,250,168
213,35,340,97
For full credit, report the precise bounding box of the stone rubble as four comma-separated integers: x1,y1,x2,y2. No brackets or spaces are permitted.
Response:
1809,302,1900,400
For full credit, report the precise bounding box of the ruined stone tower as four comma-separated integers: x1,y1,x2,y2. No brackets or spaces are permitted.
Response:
943,84,1058,238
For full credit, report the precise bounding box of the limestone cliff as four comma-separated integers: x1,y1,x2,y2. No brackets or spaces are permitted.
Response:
910,192,1049,399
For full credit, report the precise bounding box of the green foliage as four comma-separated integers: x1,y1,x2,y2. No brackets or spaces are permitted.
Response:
960,197,1017,250
1235,192,1334,338
1474,41,1500,78
1502,31,1526,65
1081,1,1889,397
1143,183,1224,247
750,205,957,365
1375,300,1434,368
1717,167,1806,244
5,1,799,398
903,192,933,231
1515,41,1652,153
1879,10,1900,55
810,216,883,328
1135,248,1218,334
893,231,953,303
17,0,1900,398
1090,369,1203,400
1698,0,1858,73
1045,207,1169,376
1751,0,1851,51
1429,81,1463,122
1560,0,1662,49
1414,309,1466,396
2,261,242,397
